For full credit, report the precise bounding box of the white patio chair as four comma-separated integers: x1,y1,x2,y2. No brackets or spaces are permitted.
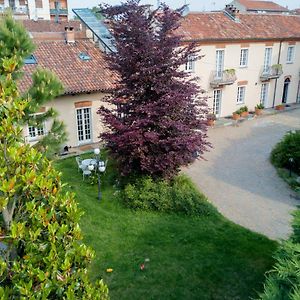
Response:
75,156,83,172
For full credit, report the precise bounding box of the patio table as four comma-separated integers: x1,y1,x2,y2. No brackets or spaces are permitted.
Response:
82,159,97,168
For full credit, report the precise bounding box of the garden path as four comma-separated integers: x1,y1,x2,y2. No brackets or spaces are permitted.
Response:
185,109,300,240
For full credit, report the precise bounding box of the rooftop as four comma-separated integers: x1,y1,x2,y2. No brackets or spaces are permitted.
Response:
20,20,82,33
177,12,300,42
236,0,289,12
20,40,114,95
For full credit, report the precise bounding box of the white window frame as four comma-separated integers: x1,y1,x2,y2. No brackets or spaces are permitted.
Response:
213,89,222,116
237,86,246,104
27,113,46,141
216,49,225,78
239,48,248,67
260,83,268,106
76,107,92,144
185,55,196,72
263,47,272,72
286,46,295,64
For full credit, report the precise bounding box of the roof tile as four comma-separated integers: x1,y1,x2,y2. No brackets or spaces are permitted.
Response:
19,40,115,94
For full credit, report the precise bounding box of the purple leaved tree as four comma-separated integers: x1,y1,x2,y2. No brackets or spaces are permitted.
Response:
99,0,210,178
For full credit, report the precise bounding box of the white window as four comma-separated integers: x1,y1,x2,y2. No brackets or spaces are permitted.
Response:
260,83,268,106
263,47,272,72
27,113,46,141
185,55,195,72
28,124,45,140
216,50,224,78
213,89,222,116
286,46,295,63
76,108,92,143
237,86,246,104
239,48,248,67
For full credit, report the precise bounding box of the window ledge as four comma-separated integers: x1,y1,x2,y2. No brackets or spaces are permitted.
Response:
239,65,248,69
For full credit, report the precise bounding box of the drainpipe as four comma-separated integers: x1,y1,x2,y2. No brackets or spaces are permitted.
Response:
272,40,283,108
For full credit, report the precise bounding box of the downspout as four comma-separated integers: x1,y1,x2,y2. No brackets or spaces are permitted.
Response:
272,40,283,108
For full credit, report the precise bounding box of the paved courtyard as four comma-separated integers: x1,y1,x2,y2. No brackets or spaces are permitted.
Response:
185,109,300,240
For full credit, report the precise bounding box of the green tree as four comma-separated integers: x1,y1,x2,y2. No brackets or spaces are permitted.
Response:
0,16,109,298
0,15,67,158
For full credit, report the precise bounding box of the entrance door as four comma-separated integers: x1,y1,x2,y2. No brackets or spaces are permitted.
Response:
282,78,290,104
76,108,92,144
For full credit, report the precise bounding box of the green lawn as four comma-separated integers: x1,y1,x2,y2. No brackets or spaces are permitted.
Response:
54,155,277,300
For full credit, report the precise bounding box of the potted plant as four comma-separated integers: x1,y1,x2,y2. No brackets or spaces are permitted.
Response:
275,104,285,111
232,110,241,120
271,64,283,75
207,113,217,126
239,106,249,117
255,103,264,115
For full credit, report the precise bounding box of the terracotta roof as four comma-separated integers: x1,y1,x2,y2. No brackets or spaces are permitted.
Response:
19,40,115,94
177,12,300,42
237,0,289,12
20,20,82,33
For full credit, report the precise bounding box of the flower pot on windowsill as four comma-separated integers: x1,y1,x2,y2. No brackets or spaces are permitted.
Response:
275,104,285,111
232,113,240,120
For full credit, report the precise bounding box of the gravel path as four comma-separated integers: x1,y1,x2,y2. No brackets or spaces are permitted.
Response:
185,109,300,240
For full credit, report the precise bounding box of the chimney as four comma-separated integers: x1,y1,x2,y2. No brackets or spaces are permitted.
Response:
65,26,75,44
224,4,240,22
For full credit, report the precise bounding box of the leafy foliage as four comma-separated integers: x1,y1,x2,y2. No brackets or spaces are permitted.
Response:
0,15,67,158
258,241,300,300
121,175,217,216
0,17,108,299
270,130,300,174
99,0,209,178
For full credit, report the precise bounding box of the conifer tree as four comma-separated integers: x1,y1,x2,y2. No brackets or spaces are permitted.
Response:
0,15,67,158
0,16,109,299
99,0,210,178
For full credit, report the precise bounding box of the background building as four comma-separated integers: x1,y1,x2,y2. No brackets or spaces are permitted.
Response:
0,0,68,21
178,6,300,117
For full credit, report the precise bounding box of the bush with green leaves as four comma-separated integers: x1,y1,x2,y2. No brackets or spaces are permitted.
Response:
0,18,108,300
259,208,300,300
121,175,217,216
270,130,300,174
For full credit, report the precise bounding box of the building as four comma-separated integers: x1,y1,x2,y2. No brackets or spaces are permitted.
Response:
20,20,114,148
228,0,289,14
177,7,300,117
0,0,68,21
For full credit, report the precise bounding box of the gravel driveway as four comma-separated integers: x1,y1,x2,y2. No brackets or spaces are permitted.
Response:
185,109,300,240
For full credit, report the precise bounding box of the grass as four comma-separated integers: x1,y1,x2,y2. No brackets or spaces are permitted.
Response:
54,155,277,300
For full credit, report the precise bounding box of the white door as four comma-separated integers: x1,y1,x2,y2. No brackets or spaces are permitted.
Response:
216,50,224,78
213,89,222,117
260,83,269,107
76,108,92,144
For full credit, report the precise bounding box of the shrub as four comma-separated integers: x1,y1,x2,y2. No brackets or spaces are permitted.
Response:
121,175,217,216
270,130,300,174
256,103,264,109
258,241,300,300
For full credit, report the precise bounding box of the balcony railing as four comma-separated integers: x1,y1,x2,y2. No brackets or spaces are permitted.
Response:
0,5,28,14
260,64,283,81
210,69,237,88
50,8,68,15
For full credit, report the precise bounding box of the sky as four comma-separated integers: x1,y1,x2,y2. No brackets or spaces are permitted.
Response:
68,0,300,14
